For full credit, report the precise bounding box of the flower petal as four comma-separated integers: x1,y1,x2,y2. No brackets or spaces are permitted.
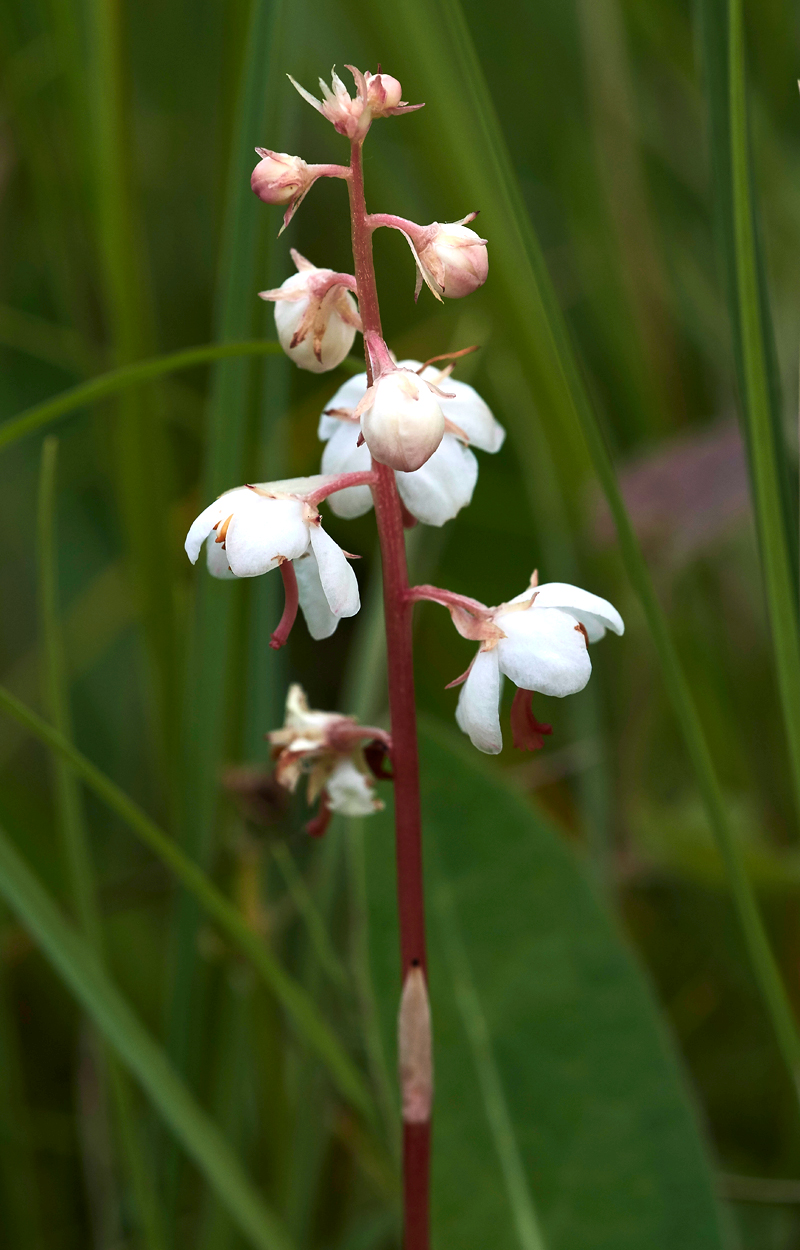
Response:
225,495,309,578
308,524,360,618
496,606,592,696
293,550,340,639
184,486,252,564
318,373,368,439
320,421,374,518
455,648,503,754
395,434,478,526
326,758,378,816
397,362,504,452
527,582,624,642
205,535,237,579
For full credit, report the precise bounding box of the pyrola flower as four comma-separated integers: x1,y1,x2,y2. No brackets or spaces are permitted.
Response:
318,362,505,525
354,367,449,473
184,476,360,639
250,149,316,233
259,249,361,373
405,214,488,301
448,578,624,755
288,65,422,141
268,684,391,832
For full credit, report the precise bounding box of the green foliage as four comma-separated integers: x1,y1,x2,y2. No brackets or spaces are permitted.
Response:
366,724,731,1250
2,0,800,1245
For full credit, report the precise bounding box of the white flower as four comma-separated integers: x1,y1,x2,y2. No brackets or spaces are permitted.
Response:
268,684,389,831
259,249,361,373
184,477,360,639
356,367,445,472
318,362,505,525
453,581,624,754
326,758,378,816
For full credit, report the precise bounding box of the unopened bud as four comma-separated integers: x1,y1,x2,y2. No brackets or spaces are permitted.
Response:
398,966,433,1124
365,71,404,115
251,149,310,205
417,219,488,299
359,369,445,472
261,253,361,374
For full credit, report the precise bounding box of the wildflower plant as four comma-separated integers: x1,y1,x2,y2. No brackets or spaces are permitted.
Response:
186,63,623,1248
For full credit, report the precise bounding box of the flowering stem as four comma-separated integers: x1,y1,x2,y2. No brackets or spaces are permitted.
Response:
304,470,376,507
347,136,430,1250
269,561,298,650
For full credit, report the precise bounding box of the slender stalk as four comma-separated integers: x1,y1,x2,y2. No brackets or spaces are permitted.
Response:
347,137,430,1250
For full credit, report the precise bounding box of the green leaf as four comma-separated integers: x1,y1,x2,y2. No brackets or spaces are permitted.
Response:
365,723,732,1250
0,823,293,1250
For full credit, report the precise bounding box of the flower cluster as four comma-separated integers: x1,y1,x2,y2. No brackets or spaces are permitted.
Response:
268,685,391,834
184,61,624,833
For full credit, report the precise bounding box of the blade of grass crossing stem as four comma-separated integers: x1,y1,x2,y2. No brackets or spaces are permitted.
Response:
726,0,800,817
0,827,294,1250
169,0,286,1116
38,439,168,1250
0,341,283,452
0,683,374,1124
385,0,800,1099
84,0,179,775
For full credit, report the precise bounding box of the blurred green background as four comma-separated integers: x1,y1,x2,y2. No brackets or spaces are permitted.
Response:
2,0,800,1246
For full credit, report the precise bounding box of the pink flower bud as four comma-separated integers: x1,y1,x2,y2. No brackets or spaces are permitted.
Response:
250,149,310,205
416,220,488,299
365,72,404,115
358,368,445,472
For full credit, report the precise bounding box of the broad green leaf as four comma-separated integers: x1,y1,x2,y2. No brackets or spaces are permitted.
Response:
365,722,732,1250
0,823,293,1250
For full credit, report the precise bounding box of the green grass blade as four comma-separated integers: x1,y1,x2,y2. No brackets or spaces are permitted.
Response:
0,340,282,452
38,437,168,1250
0,304,99,374
725,0,800,816
0,825,294,1250
0,927,43,1250
0,683,375,1123
384,0,800,1098
271,842,348,989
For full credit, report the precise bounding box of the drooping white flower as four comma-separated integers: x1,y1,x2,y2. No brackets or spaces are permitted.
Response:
268,684,390,831
451,579,624,754
260,249,361,373
184,476,360,639
318,361,505,525
356,367,445,472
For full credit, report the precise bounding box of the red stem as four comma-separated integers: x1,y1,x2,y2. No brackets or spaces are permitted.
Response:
407,583,491,615
348,137,430,1250
269,561,299,650
305,470,376,506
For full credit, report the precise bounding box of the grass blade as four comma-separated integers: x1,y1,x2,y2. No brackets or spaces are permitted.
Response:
0,340,282,452
724,0,800,815
0,682,375,1123
38,437,168,1250
0,824,294,1250
382,0,800,1098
